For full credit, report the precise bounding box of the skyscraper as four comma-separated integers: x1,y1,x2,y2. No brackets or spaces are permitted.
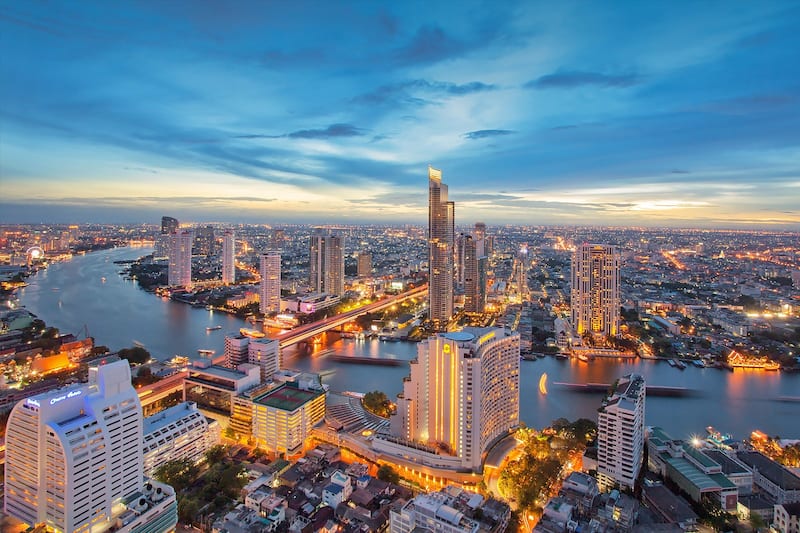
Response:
154,215,179,259
389,327,520,471
168,229,193,288
259,250,281,315
428,166,454,330
462,235,483,313
571,243,621,337
597,374,645,491
4,359,177,532
309,230,345,296
357,251,372,277
222,230,235,285
474,221,487,257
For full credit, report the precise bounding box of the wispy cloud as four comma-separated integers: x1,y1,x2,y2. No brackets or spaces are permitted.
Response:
463,129,515,140
287,123,365,139
526,70,641,89
353,79,497,106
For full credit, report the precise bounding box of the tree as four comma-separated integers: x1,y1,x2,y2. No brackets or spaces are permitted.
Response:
117,346,151,365
205,444,228,465
177,497,200,525
377,464,400,484
132,366,160,387
363,390,393,418
153,459,198,492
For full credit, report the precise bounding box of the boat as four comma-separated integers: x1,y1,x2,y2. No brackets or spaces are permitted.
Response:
692,359,705,368
197,349,215,356
206,325,222,331
101,277,106,283
240,328,266,338
577,353,590,363
555,353,568,360
675,360,687,370
668,359,677,367
727,350,781,371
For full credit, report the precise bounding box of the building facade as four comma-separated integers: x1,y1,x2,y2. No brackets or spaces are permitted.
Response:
194,225,215,256
571,243,621,337
221,230,235,284
357,251,372,277
309,231,345,296
168,229,193,288
428,166,454,330
390,327,520,471
224,333,250,368
248,338,281,382
142,401,220,477
154,216,179,259
597,374,646,491
259,250,281,315
251,381,326,456
390,486,510,533
4,359,177,533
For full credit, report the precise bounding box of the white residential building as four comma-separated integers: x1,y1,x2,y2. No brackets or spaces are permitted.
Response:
597,373,646,491
168,229,193,288
225,333,250,368
222,230,236,284
259,250,281,315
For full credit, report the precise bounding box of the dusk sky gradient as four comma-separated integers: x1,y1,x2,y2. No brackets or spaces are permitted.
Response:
1,1,799,228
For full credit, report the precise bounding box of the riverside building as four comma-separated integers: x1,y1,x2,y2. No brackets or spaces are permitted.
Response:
597,373,646,491
571,243,621,337
259,250,281,314
4,359,177,533
309,230,345,296
168,228,193,288
221,230,235,284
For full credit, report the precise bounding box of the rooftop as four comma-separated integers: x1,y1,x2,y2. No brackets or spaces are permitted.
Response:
736,451,800,490
254,382,325,411
702,450,749,475
643,485,698,524
664,456,723,492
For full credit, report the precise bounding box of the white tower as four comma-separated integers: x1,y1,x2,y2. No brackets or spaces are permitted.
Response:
222,230,235,285
259,251,281,315
597,373,645,491
168,229,193,288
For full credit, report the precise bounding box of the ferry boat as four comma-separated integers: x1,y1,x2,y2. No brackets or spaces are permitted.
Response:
240,328,266,338
727,350,781,371
206,325,222,331
197,349,215,356
577,353,591,363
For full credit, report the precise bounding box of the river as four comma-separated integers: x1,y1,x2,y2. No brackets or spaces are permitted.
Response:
17,247,800,440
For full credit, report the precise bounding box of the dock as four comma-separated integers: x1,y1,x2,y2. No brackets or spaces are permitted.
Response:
328,355,406,367
554,382,695,397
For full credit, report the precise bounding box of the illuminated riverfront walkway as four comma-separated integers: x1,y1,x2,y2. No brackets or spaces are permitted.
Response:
275,285,427,348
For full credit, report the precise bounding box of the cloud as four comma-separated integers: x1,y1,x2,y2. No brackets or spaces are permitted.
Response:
287,123,365,139
526,70,641,89
463,129,515,140
353,79,497,106
394,25,465,65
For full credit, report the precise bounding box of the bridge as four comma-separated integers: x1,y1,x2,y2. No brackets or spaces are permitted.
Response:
276,285,427,348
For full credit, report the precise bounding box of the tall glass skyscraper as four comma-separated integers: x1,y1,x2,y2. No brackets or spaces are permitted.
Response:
571,243,621,337
428,166,454,330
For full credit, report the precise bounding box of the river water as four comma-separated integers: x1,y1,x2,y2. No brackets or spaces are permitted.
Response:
17,247,799,440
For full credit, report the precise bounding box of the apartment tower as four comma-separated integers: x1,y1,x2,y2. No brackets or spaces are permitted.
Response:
259,250,281,315
428,166,454,330
597,373,646,491
221,230,235,284
309,230,345,296
571,243,621,337
168,229,193,288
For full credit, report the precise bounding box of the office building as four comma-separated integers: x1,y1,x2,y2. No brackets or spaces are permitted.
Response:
168,229,193,288
251,381,326,456
259,250,281,315
224,333,250,368
571,243,621,337
462,235,484,313
428,166,454,330
194,225,215,256
597,374,645,491
248,338,281,382
387,327,519,471
4,359,177,533
474,222,487,257
309,230,345,296
154,215,179,259
184,359,261,420
143,401,221,477
390,486,510,533
357,251,372,277
221,230,235,284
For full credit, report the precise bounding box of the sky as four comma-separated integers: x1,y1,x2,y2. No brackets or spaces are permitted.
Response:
1,1,799,229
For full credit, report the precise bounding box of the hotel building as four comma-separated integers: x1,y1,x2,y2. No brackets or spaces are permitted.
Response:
259,250,281,315
251,381,326,456
428,166,454,330
571,243,621,337
142,401,221,477
384,327,519,471
309,230,345,296
168,229,193,288
4,359,177,533
597,374,646,491
221,230,235,284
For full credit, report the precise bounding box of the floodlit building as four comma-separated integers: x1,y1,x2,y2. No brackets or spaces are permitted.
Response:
142,401,221,477
571,243,621,337
221,230,235,284
251,381,326,456
384,327,520,471
224,333,251,368
3,359,177,533
597,374,645,491
259,250,281,315
248,338,281,381
183,359,261,420
168,228,193,288
154,216,179,258
428,166,454,330
309,230,345,296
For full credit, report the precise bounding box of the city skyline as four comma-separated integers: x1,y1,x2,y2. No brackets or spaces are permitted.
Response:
1,2,799,229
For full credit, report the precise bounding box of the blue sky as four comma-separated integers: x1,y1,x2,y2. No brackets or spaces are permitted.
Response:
1,1,799,228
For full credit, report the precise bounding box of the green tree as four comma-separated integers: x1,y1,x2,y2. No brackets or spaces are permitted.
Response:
363,390,394,418
377,464,400,484
153,459,198,492
117,346,151,365
205,444,228,465
177,497,200,524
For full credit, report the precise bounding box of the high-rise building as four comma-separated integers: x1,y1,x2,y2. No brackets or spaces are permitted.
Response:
259,251,281,315
224,333,250,368
194,225,215,256
597,374,645,491
251,381,326,456
474,222,487,257
455,233,467,290
389,327,519,471
428,166,454,330
309,230,345,296
571,243,621,337
221,230,236,285
154,215,179,259
357,251,372,277
4,359,177,533
168,229,193,288
463,235,483,313
248,338,281,382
